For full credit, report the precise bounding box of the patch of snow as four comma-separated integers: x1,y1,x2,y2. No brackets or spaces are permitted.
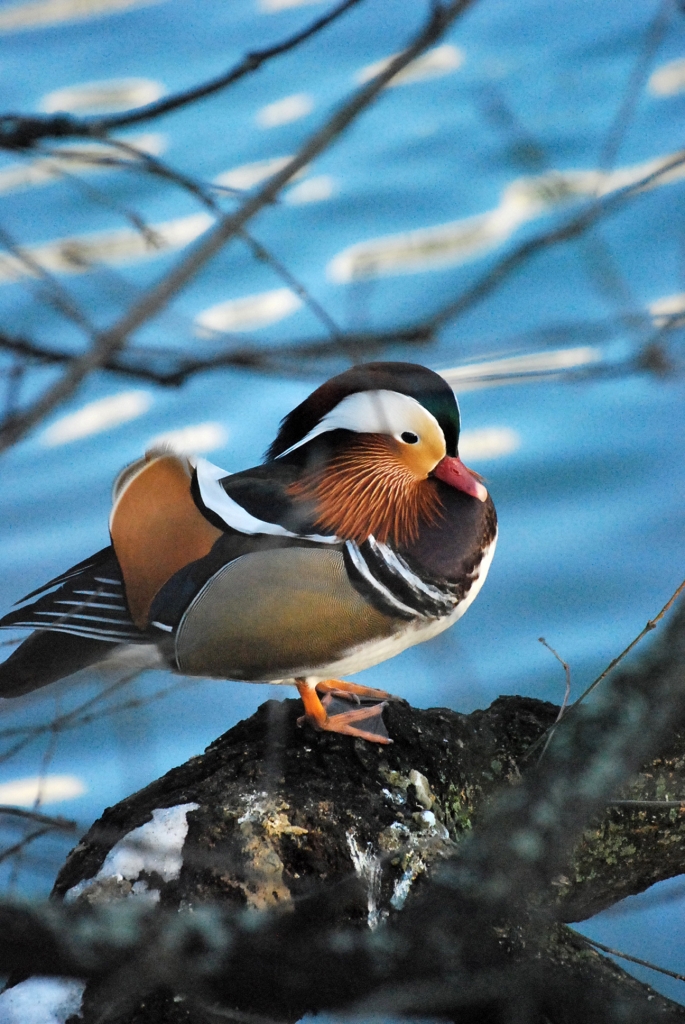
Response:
65,803,198,903
237,791,269,825
0,977,85,1024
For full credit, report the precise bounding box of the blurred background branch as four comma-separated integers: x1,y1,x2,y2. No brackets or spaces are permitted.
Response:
0,0,476,451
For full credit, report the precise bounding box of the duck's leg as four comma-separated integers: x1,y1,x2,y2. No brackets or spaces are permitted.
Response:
296,678,393,744
314,679,397,702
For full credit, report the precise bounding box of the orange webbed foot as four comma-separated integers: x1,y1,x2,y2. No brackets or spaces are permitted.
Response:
296,679,393,745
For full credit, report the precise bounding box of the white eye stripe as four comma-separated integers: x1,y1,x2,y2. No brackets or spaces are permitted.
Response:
277,390,443,458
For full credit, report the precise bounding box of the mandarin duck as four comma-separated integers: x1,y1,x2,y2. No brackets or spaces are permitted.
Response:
0,363,497,744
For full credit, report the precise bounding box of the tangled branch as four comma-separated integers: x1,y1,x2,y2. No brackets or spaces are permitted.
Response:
0,0,475,453
0,0,366,150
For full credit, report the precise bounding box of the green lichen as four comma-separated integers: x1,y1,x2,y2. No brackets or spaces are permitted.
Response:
444,782,481,834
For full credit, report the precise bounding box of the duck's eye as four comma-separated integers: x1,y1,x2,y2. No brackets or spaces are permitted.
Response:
400,431,419,444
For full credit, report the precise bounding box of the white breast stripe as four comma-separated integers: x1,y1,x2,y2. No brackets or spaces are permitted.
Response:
345,541,419,618
368,537,457,606
195,458,339,544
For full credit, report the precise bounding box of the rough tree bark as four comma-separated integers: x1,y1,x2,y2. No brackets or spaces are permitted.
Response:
37,667,685,1023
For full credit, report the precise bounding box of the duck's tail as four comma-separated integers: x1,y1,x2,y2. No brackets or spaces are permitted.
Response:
0,546,149,697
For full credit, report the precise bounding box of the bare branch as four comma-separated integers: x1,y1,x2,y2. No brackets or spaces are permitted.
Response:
537,637,572,761
0,808,77,832
580,934,685,985
598,0,672,170
0,0,475,454
425,150,685,333
569,577,685,707
0,827,52,865
95,136,342,338
524,576,685,762
0,323,432,385
0,0,366,150
4,151,681,399
0,225,95,335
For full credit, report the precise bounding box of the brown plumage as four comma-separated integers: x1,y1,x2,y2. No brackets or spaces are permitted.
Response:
288,435,443,546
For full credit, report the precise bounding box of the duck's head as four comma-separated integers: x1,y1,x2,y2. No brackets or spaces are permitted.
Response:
267,362,488,547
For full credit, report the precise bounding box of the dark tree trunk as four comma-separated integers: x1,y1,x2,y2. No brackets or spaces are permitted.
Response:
45,686,685,1023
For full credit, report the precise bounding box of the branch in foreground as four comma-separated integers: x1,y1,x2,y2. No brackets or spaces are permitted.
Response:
0,0,475,454
1,595,685,1021
0,0,365,149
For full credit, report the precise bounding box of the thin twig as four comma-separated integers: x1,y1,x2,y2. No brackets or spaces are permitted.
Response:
607,799,685,808
21,146,162,248
2,360,24,421
0,224,95,334
0,671,139,766
0,324,430,384
580,934,685,984
0,0,366,148
537,638,571,762
1,311,679,389
568,578,685,710
94,152,685,383
0,674,201,746
0,807,77,831
523,578,685,762
0,826,52,865
598,0,672,170
3,151,682,394
426,150,685,334
0,0,475,454
97,136,341,338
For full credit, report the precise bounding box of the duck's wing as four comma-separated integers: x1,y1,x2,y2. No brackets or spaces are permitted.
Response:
143,454,345,645
153,543,401,682
110,451,340,632
191,456,336,541
132,457,401,679
0,451,335,697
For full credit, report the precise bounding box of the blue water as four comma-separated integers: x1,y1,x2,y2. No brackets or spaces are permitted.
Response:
0,0,683,1003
